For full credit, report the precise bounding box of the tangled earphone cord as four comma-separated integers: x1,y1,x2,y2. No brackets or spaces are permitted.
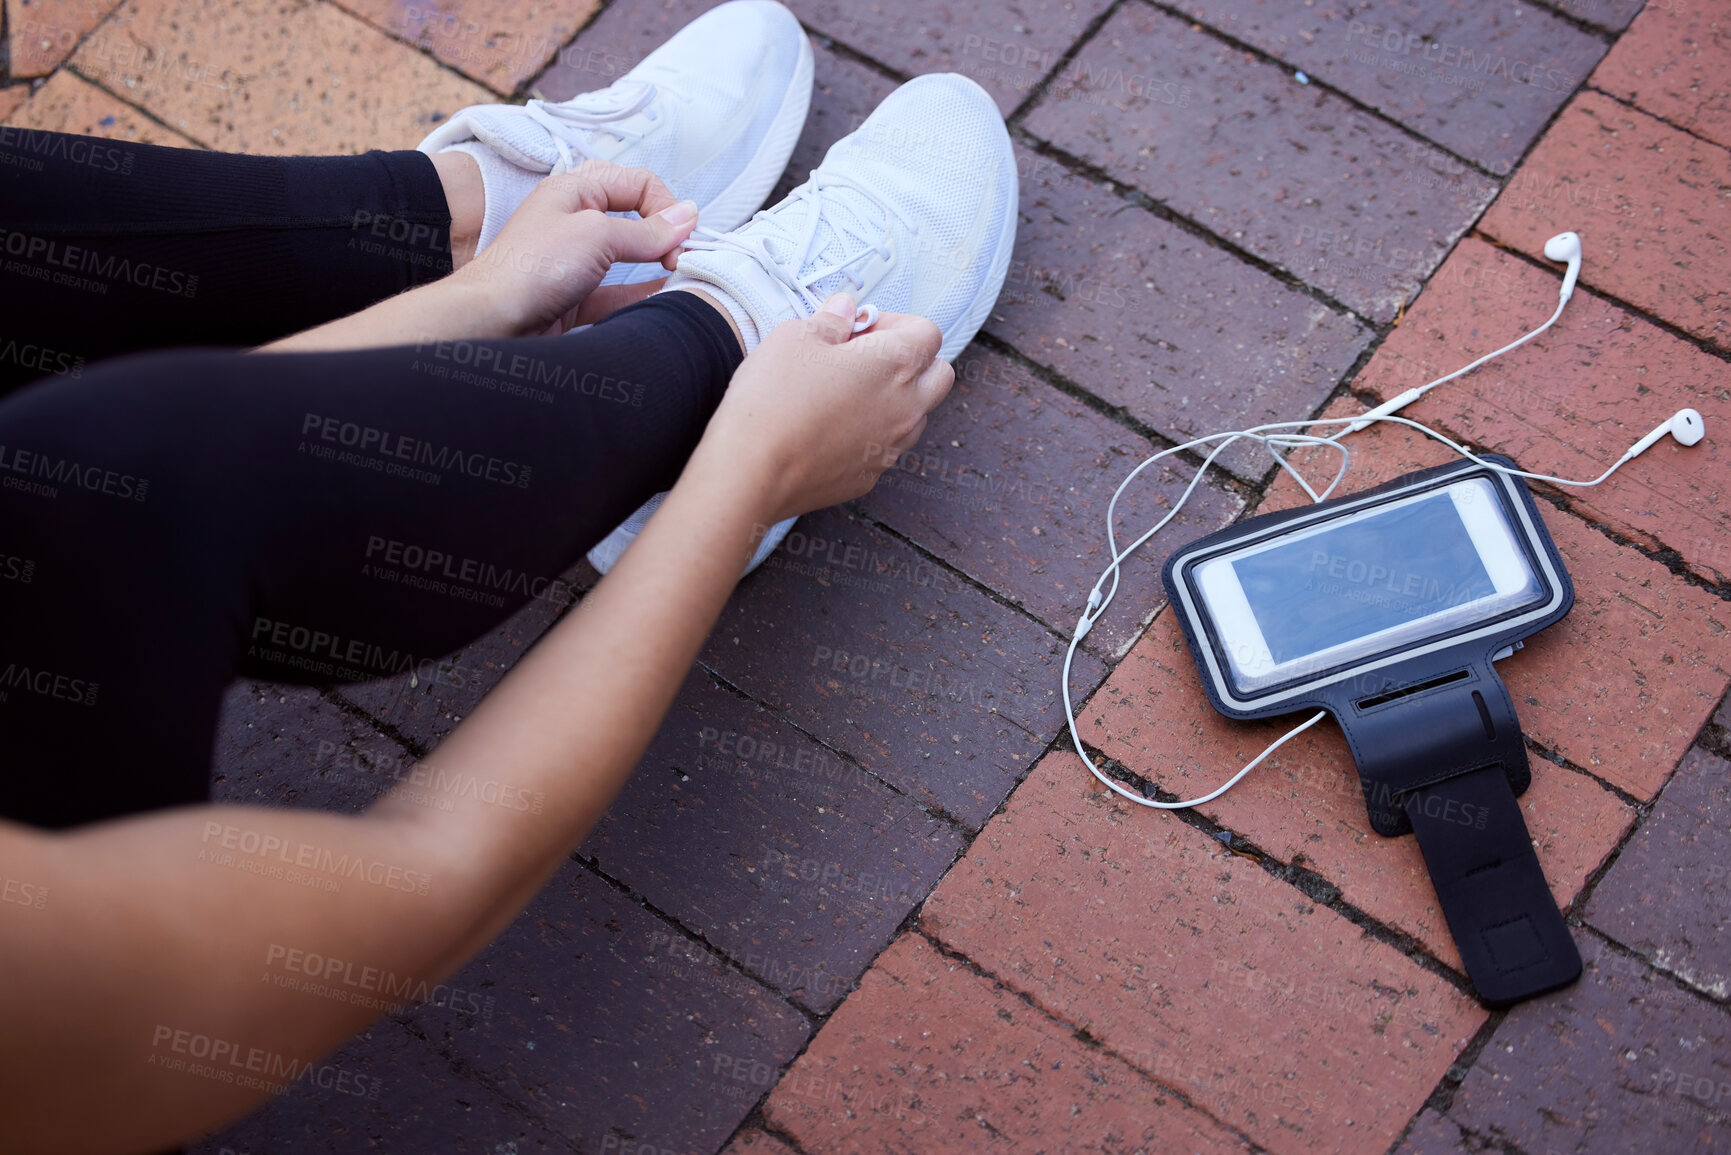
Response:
1061,409,1649,812
1059,230,1705,811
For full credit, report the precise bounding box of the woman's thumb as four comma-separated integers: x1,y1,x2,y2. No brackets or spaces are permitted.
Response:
807,293,857,345
602,200,698,263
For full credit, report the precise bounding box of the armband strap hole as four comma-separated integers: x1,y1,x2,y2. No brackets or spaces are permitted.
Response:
1355,668,1471,710
1472,690,1497,740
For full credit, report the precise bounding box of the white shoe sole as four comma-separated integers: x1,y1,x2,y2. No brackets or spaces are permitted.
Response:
910,74,1017,362
938,151,1017,362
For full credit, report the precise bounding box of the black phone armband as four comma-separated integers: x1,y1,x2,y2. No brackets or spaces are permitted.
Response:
1161,456,1580,1006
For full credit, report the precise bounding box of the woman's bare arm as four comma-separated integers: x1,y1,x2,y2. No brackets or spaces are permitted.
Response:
0,305,950,1155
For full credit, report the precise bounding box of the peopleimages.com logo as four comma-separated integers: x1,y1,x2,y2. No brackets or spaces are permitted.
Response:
0,126,135,173
0,662,99,706
0,228,196,296
148,1025,382,1099
0,442,148,501
299,412,531,488
1344,21,1574,92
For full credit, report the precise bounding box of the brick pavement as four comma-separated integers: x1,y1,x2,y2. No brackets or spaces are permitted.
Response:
4,0,1728,1151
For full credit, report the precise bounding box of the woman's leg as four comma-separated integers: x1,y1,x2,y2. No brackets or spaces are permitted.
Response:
0,132,481,391
0,291,741,829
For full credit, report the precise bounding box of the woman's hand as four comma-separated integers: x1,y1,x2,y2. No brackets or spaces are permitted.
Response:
259,161,697,353
458,161,699,336
684,293,954,527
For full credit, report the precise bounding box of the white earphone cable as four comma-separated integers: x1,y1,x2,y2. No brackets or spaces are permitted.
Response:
1061,271,1662,811
1331,293,1569,437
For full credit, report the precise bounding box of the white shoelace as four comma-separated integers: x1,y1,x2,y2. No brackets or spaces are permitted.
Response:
517,80,668,173
683,172,919,314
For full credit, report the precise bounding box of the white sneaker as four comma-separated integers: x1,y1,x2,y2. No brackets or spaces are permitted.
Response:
588,73,1019,577
419,0,813,285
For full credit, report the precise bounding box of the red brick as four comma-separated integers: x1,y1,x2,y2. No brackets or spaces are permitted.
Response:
922,754,1486,1155
582,669,966,1014
2,69,198,145
856,344,1244,657
529,0,715,102
0,86,28,124
200,1018,571,1155
67,0,493,154
334,0,599,96
1391,1109,1474,1155
1481,91,1731,351
1259,397,1731,801
763,933,1252,1153
1353,237,1731,585
1079,607,1634,974
1022,4,1501,322
4,0,120,77
1539,0,1647,32
700,505,1109,829
442,859,810,1153
986,143,1371,482
1164,0,1606,174
336,579,574,750
1592,0,1731,151
212,681,416,814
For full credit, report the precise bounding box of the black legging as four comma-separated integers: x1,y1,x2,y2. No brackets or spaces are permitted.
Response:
0,133,741,829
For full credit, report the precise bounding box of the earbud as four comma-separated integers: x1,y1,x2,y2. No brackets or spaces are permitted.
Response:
1342,230,1588,436
1627,408,1707,458
1543,232,1583,302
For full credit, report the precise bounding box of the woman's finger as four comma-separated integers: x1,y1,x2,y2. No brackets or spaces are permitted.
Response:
538,161,684,219
591,200,699,266
884,415,929,463
865,311,944,368
911,354,955,409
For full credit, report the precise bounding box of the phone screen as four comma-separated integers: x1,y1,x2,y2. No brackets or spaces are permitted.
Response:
1194,478,1548,694
1231,493,1497,664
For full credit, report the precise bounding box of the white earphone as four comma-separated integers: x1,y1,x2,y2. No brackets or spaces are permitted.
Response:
1340,230,1589,436
1629,407,1705,455
1065,232,1707,812
1544,231,1582,302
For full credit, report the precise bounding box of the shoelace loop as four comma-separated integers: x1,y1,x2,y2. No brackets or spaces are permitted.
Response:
522,80,664,173
684,172,918,313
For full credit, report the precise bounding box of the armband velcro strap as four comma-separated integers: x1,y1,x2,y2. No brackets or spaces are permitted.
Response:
1403,766,1582,1006
1334,659,1580,1005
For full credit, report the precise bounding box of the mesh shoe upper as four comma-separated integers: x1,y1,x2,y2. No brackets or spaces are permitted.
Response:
419,0,810,219
587,74,1019,579
673,72,1018,361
